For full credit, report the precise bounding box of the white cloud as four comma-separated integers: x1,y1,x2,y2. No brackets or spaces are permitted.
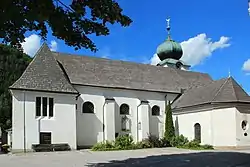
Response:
150,33,230,66
21,34,41,57
21,34,58,57
150,53,160,65
49,40,58,52
242,59,250,72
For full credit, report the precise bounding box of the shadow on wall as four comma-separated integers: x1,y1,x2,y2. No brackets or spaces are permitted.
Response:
115,102,120,134
149,116,160,138
86,151,250,167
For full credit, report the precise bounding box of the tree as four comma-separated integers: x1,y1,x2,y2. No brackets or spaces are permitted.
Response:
0,0,132,52
0,44,32,130
164,101,175,140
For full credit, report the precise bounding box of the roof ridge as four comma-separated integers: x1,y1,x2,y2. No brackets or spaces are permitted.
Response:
229,77,249,101
53,51,211,76
50,52,78,93
10,44,46,88
228,77,239,101
210,78,229,103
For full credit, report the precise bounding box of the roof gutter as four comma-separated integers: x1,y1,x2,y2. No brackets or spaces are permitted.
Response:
170,88,185,105
9,87,79,95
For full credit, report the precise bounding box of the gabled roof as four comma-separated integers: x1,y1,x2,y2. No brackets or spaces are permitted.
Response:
53,52,212,93
173,77,250,109
10,43,78,94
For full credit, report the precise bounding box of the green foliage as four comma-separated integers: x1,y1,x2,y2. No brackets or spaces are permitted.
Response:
91,141,116,151
200,144,214,150
114,134,133,149
181,140,200,149
164,101,175,140
170,134,189,147
171,135,214,150
136,140,152,149
91,134,214,151
0,44,31,130
91,134,171,151
144,134,171,148
0,0,132,52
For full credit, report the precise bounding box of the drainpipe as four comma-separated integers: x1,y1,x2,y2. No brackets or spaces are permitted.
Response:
23,91,26,153
136,100,149,142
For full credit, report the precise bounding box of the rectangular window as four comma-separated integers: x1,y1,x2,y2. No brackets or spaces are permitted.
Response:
36,97,41,116
42,97,47,116
40,132,51,144
49,98,54,117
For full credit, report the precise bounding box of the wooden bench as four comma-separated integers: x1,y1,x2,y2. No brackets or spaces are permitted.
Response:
32,143,70,152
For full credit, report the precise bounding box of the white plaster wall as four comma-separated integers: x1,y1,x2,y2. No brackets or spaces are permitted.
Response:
235,106,250,146
174,106,237,147
211,107,236,147
173,110,213,145
11,90,77,151
75,85,178,146
149,100,166,138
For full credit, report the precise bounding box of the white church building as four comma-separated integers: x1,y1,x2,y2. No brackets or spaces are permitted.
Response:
9,23,250,152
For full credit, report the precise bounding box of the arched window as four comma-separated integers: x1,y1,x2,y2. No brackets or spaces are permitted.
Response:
152,105,160,116
120,104,129,115
194,123,201,143
82,102,94,113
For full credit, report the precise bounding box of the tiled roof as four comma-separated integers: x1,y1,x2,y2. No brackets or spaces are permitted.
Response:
10,43,213,94
10,43,78,94
173,77,250,109
53,51,212,93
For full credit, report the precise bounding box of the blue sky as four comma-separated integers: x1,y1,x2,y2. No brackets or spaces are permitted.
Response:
21,0,250,93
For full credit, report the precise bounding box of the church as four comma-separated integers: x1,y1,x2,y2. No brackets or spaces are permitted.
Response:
9,21,250,152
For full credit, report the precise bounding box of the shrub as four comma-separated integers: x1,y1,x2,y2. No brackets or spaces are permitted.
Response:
164,101,175,140
182,140,200,149
147,134,162,148
136,140,152,149
91,141,115,151
114,134,133,149
201,144,214,150
170,135,189,147
174,139,214,150
160,138,171,147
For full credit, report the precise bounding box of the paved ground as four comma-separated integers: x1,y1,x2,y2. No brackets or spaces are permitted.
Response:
0,148,250,167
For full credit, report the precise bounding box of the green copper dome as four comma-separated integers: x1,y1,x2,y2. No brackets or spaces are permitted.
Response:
156,39,183,61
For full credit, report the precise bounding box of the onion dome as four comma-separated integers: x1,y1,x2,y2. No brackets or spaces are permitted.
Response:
156,17,183,61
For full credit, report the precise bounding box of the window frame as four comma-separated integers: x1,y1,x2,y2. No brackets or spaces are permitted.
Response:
49,98,54,117
36,96,54,118
82,101,95,114
194,123,201,143
120,103,130,115
36,97,41,117
42,97,48,116
152,105,160,116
